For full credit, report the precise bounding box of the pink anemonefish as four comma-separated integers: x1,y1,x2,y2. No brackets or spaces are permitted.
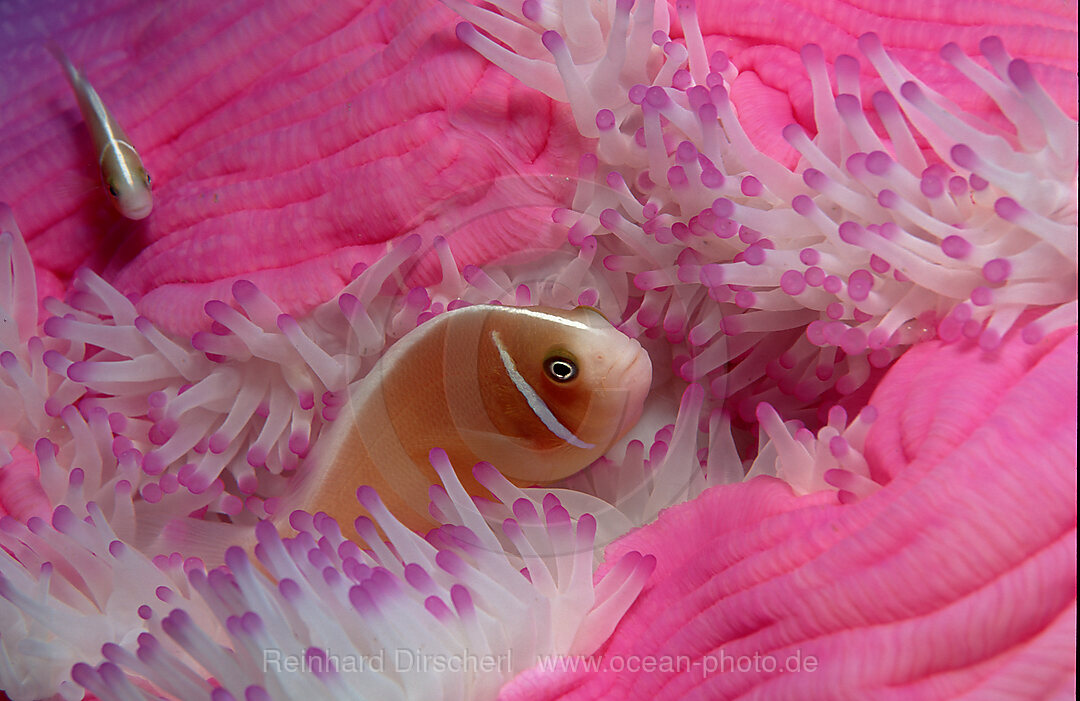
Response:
160,304,652,558
294,303,653,537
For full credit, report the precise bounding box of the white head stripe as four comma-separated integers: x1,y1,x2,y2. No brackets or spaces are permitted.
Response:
491,331,594,450
495,306,590,330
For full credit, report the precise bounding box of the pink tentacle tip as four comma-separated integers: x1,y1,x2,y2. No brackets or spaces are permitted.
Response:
780,270,807,296
1006,59,1034,89
970,286,992,306
34,437,57,457
454,22,476,43
231,279,257,302
802,168,827,190
576,512,597,539
223,545,249,572
288,433,310,456
190,332,212,351
898,81,923,104
834,93,860,117
203,299,231,320
876,190,899,209
979,328,1002,351
941,235,972,259
708,84,729,105
792,195,815,216
276,313,298,333
337,292,359,315
247,445,267,466
865,151,892,176
66,360,94,382
55,508,88,537
978,36,1005,56
920,174,944,198
67,467,85,487
950,143,978,170
836,54,860,77
472,461,500,485
800,43,824,64
142,452,166,475
939,42,964,63
262,498,280,517
1021,323,1045,345
740,176,763,197
857,32,882,53
356,485,380,509
710,197,734,219
708,50,729,73
521,0,540,21
208,433,230,454
186,473,214,495
541,30,565,53
107,540,126,559
982,258,1011,283
643,86,668,109
994,197,1023,221
867,327,890,350
41,316,67,338
838,221,864,245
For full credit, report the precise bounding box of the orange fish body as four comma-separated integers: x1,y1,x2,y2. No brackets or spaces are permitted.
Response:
294,304,652,535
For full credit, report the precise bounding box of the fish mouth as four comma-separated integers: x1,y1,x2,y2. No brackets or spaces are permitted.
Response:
123,203,153,220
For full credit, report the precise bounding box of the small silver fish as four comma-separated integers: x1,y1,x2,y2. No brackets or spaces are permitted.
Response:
49,44,153,220
297,303,653,536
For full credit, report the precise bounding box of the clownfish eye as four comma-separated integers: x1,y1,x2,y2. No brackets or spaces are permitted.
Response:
544,355,578,383
107,182,119,198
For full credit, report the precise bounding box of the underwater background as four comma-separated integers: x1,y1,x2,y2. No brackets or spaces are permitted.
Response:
0,0,1076,699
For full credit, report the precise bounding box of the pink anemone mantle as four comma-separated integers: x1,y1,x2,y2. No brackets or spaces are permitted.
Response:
0,0,1077,700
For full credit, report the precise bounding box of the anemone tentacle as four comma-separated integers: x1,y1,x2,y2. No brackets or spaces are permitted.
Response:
1,445,655,701
452,0,1079,428
2,207,673,700
1,0,1076,697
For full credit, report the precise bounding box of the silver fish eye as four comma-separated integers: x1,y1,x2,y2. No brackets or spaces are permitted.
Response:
145,172,152,187
107,183,119,197
544,356,578,382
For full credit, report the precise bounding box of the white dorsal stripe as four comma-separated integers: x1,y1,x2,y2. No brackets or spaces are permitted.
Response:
491,331,595,450
99,139,141,168
497,306,590,330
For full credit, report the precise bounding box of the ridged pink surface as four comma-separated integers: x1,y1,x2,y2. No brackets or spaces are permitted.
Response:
500,328,1077,700
0,0,586,333
678,0,1079,166
1,1,1076,333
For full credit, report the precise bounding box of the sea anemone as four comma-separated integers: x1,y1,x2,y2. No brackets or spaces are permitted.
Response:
0,0,1076,699
454,0,1077,419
